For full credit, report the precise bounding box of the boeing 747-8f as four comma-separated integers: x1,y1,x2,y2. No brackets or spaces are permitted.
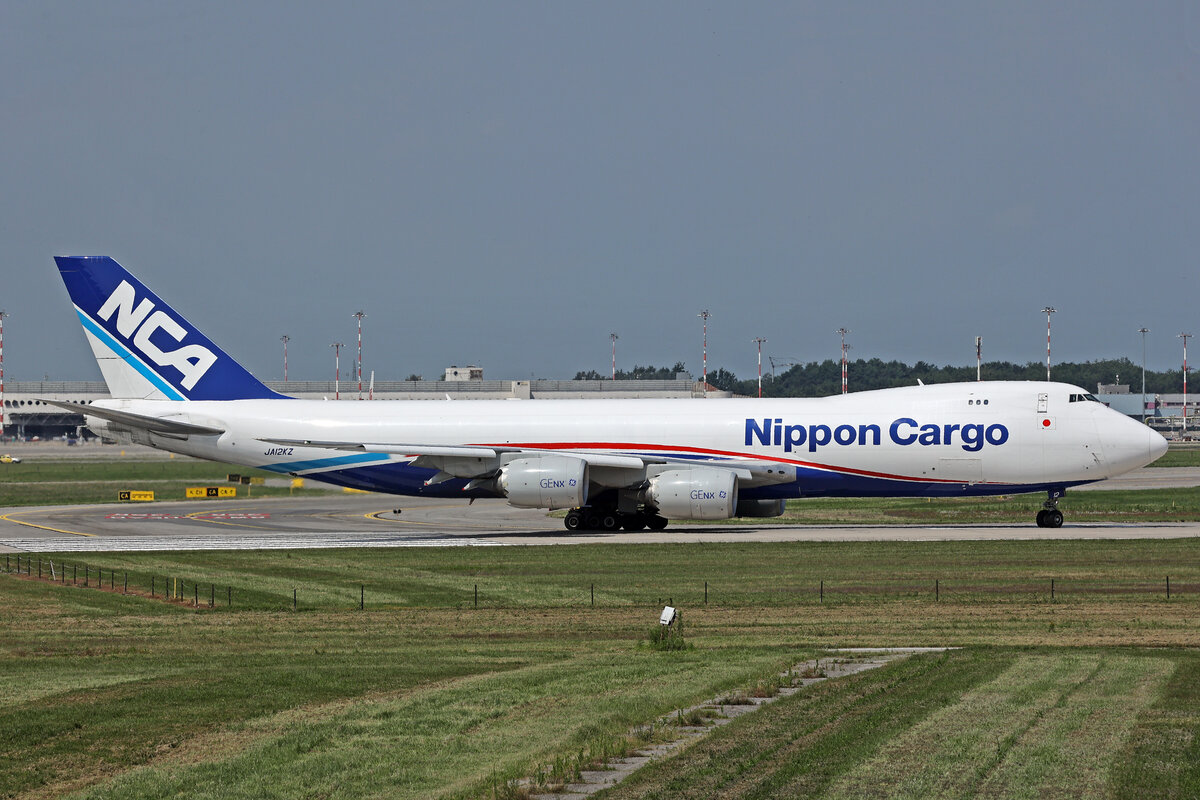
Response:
52,256,1167,531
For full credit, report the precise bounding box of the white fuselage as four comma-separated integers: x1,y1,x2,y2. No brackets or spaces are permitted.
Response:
87,381,1166,502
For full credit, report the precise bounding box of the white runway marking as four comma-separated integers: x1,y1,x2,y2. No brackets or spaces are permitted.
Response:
0,533,505,553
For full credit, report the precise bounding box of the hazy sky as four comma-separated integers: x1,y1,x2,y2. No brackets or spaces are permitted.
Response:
3,2,1198,384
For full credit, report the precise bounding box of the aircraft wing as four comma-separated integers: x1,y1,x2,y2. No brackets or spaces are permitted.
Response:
39,399,226,436
257,437,648,469
256,437,795,487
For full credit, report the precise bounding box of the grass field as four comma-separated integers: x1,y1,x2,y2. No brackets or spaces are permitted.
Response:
4,540,1200,799
757,487,1200,525
0,459,339,507
1149,443,1200,467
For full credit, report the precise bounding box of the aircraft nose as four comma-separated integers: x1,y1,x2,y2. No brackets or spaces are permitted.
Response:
1101,414,1169,474
1149,427,1168,463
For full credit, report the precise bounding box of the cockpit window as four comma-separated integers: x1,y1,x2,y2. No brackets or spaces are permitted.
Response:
1069,393,1102,403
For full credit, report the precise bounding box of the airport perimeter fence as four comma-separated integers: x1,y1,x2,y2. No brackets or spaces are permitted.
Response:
4,554,1199,611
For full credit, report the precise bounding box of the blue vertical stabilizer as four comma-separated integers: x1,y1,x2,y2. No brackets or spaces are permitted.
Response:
56,256,286,401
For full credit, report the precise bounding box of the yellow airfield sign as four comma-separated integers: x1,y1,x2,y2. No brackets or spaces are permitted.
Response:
186,486,237,499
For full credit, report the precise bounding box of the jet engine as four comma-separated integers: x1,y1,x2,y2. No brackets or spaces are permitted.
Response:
734,498,787,518
498,456,589,509
645,467,738,519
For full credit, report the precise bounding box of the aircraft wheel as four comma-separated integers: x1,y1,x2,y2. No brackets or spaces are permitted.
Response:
564,511,583,531
1035,510,1047,528
647,514,669,531
584,513,602,530
1045,509,1064,528
600,513,620,531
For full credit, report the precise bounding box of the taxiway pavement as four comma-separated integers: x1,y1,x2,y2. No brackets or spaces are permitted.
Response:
2,479,1198,553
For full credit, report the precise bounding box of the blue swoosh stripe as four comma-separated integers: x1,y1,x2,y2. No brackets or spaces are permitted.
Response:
76,308,186,400
258,453,392,474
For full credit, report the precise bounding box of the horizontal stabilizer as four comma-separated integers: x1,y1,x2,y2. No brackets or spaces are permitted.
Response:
41,399,225,436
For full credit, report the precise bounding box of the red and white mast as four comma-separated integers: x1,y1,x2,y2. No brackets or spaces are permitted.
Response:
353,311,366,400
610,332,618,380
1042,307,1056,381
0,311,7,439
753,337,767,398
1181,332,1192,434
698,310,711,395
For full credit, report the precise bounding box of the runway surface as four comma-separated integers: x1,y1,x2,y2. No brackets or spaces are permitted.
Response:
2,471,1198,553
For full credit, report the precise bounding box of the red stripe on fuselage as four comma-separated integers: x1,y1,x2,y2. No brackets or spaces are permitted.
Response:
478,441,993,485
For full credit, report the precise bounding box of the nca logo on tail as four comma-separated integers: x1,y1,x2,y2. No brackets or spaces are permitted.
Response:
96,280,217,389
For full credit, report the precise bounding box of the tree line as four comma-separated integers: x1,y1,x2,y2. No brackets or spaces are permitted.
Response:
580,358,1191,398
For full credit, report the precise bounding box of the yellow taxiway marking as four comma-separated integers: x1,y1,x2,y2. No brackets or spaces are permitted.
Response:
366,508,498,530
0,511,96,538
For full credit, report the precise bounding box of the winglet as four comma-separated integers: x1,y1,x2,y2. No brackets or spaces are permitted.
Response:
55,256,286,401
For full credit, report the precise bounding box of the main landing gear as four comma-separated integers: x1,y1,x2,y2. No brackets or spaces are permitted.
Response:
563,507,668,532
1035,489,1065,528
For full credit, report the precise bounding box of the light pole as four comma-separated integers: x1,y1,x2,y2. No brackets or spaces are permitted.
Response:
280,335,290,383
1137,328,1149,423
975,336,982,382
753,337,767,398
331,342,344,400
610,333,618,380
1181,333,1193,434
836,328,850,394
1041,307,1056,381
698,310,711,395
353,311,366,400
0,310,7,440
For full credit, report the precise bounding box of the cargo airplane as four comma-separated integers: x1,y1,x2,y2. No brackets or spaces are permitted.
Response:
52,256,1167,531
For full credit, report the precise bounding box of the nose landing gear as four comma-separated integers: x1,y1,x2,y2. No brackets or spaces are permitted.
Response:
1035,489,1065,528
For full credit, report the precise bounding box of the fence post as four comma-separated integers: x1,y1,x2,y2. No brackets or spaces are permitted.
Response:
194,583,198,607
38,559,42,579
1051,578,1055,600
474,584,478,609
293,588,297,610
705,581,708,605
124,572,128,594
591,583,594,607
151,576,155,597
228,586,231,607
1167,576,1171,600
936,579,939,602
820,580,824,603
360,584,364,611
